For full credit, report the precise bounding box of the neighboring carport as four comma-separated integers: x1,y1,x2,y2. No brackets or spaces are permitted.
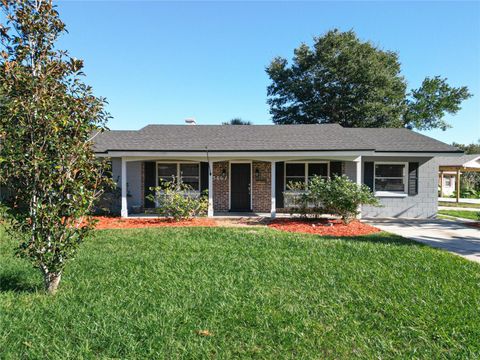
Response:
438,154,480,203
366,218,480,263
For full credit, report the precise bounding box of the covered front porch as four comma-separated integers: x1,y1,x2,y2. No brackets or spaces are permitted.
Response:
109,152,364,219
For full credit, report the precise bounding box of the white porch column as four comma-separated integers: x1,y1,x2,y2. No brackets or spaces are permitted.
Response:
354,156,362,219
120,157,128,218
271,161,276,218
208,161,214,217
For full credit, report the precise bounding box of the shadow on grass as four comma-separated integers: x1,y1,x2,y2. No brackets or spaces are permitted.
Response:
317,232,427,247
0,272,41,293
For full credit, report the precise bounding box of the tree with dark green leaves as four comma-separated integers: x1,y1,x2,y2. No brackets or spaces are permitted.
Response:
222,118,252,125
0,0,111,294
266,29,471,130
453,140,480,155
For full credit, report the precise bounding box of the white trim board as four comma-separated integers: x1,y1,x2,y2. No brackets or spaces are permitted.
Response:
98,150,462,159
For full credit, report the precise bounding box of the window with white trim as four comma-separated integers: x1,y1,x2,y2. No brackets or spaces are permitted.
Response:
285,162,329,189
285,163,306,187
180,163,200,190
157,162,200,191
374,163,407,194
157,163,177,187
308,163,328,182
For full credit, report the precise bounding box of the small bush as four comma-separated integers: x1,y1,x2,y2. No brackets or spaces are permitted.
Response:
147,180,208,221
284,181,312,218
285,175,380,224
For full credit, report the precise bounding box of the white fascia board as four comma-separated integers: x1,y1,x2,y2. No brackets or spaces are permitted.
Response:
97,150,374,159
96,150,462,160
371,152,463,158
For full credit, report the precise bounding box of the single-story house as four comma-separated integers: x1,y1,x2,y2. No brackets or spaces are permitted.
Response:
437,154,480,199
93,124,462,218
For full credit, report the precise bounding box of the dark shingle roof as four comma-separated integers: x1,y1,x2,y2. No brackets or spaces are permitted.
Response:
93,124,461,153
342,128,460,152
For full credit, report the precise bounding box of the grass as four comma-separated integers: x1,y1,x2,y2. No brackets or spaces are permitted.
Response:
438,209,480,221
439,201,480,209
1,227,480,359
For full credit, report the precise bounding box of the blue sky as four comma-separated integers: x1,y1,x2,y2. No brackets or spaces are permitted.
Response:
56,1,479,144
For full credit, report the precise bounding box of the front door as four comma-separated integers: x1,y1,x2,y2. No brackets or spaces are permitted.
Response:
230,163,251,211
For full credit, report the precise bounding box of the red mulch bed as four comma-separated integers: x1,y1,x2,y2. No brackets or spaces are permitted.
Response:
465,222,480,229
268,218,381,236
93,216,217,230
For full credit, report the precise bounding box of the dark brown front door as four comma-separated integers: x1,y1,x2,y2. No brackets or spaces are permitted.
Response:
230,163,251,211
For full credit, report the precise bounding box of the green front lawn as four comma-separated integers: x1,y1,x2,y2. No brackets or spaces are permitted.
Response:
1,227,479,358
439,201,480,209
438,209,480,220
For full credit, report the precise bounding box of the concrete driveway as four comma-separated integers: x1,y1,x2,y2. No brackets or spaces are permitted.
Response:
365,219,480,263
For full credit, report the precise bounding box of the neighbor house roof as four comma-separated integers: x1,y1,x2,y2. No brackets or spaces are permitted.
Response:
92,124,461,154
437,154,480,168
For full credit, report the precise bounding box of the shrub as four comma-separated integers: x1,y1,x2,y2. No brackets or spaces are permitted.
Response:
285,175,380,224
284,181,312,218
147,180,208,221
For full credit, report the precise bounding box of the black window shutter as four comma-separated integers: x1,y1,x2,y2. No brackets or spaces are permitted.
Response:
408,162,419,196
144,162,156,208
275,162,284,208
330,161,343,177
200,162,209,193
364,162,374,191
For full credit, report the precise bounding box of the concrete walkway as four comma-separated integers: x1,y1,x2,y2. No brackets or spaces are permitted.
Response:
439,197,480,205
365,219,480,264
438,206,480,212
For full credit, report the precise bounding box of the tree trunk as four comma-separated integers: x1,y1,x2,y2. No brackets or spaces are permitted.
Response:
43,271,62,295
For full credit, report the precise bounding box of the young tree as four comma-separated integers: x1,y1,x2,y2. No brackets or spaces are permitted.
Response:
452,140,480,155
0,0,111,294
266,29,471,130
222,117,252,125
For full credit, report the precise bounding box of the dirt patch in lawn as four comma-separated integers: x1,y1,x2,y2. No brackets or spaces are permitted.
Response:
215,217,269,227
93,216,217,230
268,218,381,236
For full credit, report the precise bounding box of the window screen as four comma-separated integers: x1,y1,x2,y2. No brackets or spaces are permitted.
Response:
286,163,305,187
157,163,177,187
374,164,406,192
180,163,200,190
308,163,328,181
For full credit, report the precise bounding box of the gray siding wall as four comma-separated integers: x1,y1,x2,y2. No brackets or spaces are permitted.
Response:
361,156,437,218
344,161,358,183
111,157,122,184
110,158,143,210
108,156,437,218
127,162,143,208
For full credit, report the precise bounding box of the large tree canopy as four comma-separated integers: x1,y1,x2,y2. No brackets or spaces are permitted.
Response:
266,30,471,130
222,118,252,125
452,140,480,155
0,0,111,294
